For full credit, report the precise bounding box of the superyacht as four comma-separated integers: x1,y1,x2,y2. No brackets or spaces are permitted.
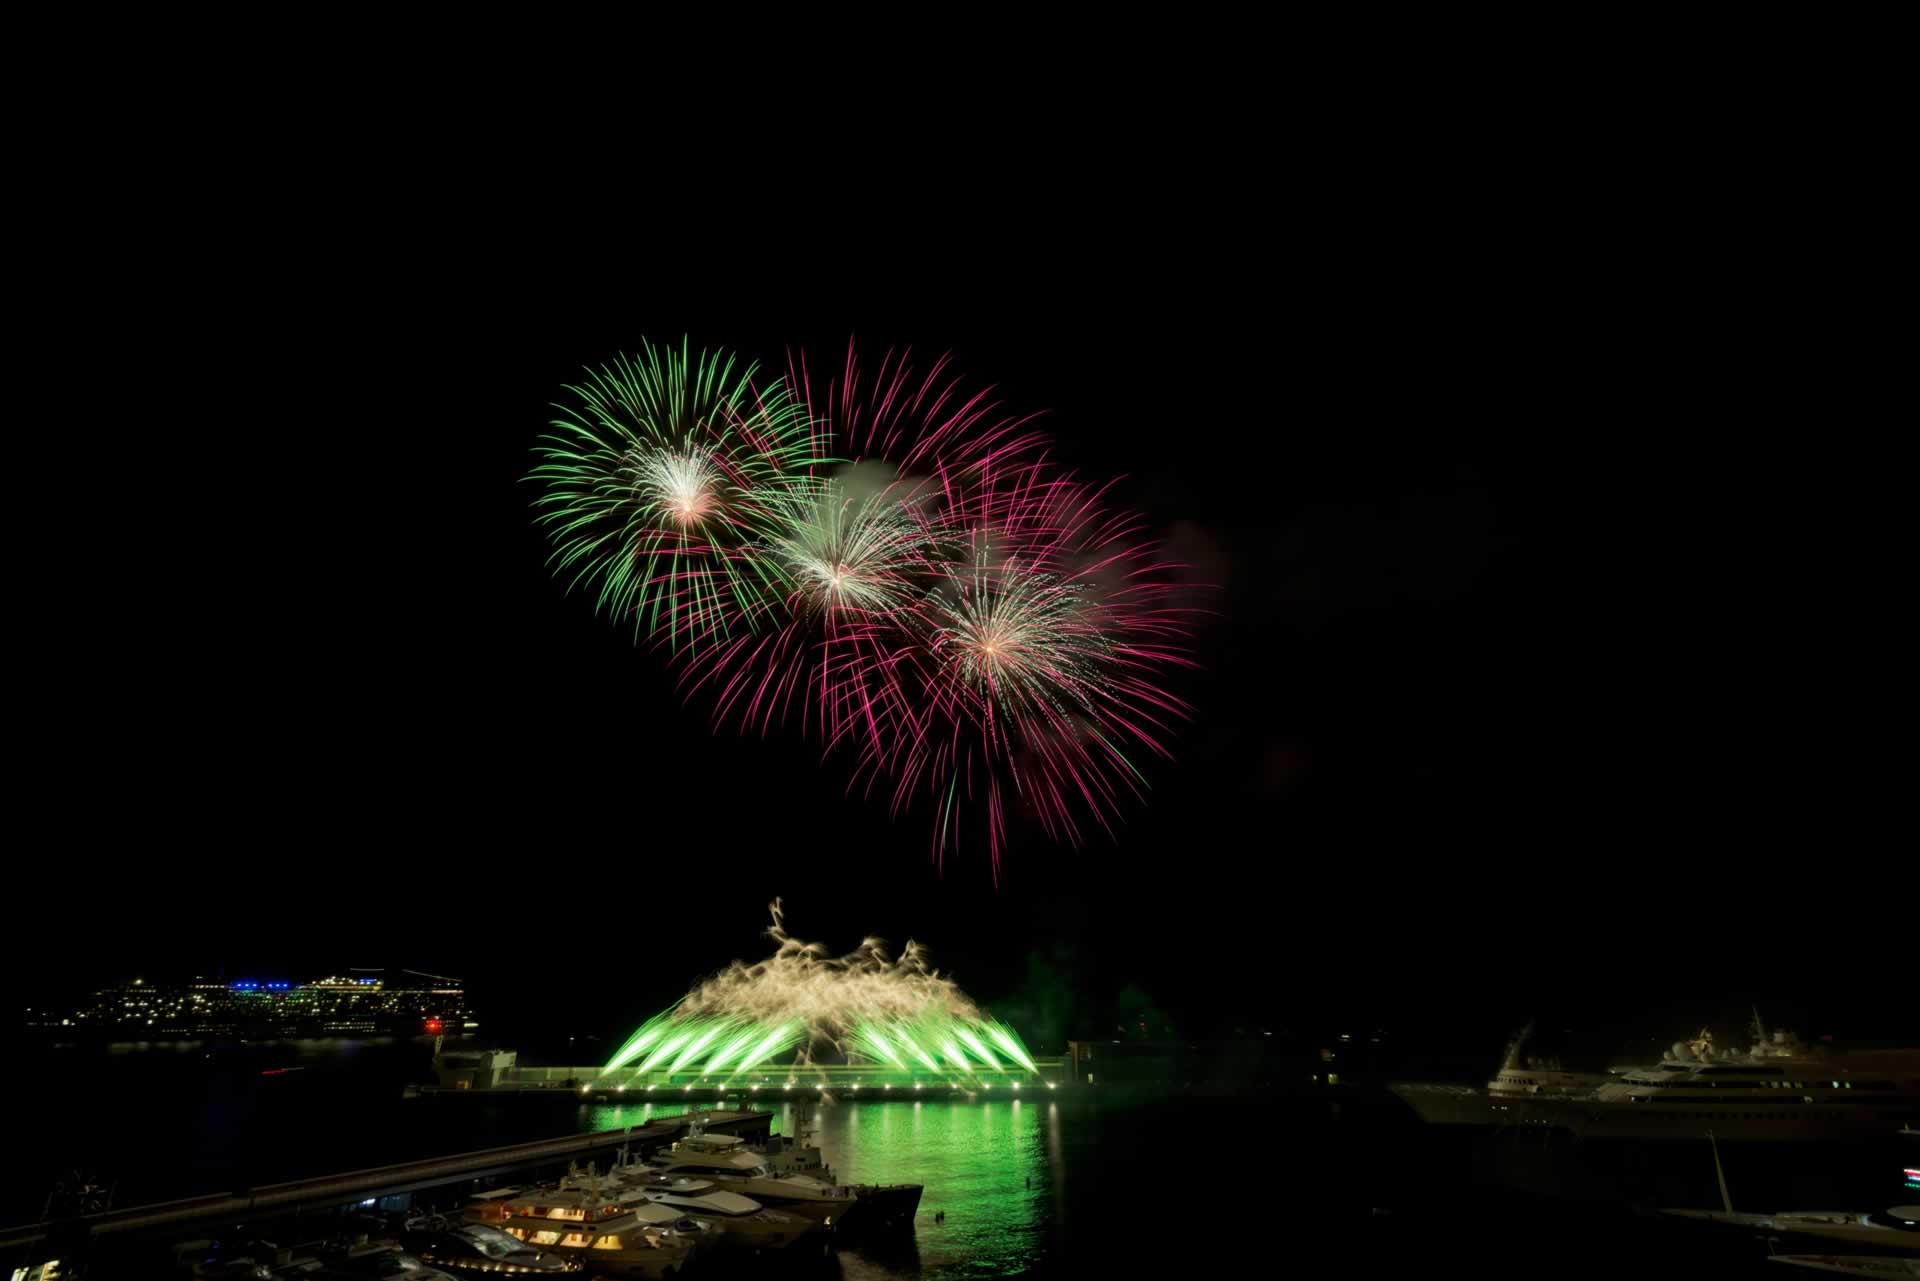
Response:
1390,1020,1621,1127
1563,1016,1920,1140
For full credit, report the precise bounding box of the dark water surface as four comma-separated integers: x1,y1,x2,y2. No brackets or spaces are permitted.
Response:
6,1040,1913,1278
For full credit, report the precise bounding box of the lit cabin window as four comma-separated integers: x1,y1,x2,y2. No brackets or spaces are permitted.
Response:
562,1233,591,1248
593,1235,623,1250
531,1229,561,1245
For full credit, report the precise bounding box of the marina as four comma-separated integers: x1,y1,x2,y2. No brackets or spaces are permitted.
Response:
9,1023,1920,1279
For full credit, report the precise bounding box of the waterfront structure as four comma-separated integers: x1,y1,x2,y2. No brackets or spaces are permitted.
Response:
25,968,475,1038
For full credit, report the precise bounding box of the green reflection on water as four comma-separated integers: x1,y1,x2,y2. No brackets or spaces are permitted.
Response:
574,1098,1058,1278
793,1100,1052,1278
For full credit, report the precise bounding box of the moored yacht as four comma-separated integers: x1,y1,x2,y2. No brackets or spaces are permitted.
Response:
640,1131,859,1226
1566,1015,1920,1140
1485,1020,1617,1101
1660,1131,1920,1253
636,1187,829,1254
488,1175,702,1279
1390,1021,1624,1127
745,1127,923,1230
1664,1205,1920,1250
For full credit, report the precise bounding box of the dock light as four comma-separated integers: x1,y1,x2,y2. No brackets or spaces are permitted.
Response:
915,1083,922,1090
1047,1083,1056,1090
582,1086,591,1095
1013,1082,1021,1090
616,1086,626,1093
884,1084,891,1090
751,1085,759,1092
647,1085,656,1092
684,1084,693,1091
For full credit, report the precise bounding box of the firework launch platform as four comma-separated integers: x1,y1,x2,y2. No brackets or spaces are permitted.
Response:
409,1051,1072,1099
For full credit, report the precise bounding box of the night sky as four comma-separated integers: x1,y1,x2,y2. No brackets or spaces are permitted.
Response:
21,214,1905,1063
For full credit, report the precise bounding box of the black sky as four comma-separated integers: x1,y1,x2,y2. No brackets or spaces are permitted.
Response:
20,142,1907,1061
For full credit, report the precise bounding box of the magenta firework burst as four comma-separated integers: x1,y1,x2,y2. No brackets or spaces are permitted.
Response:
532,339,1201,878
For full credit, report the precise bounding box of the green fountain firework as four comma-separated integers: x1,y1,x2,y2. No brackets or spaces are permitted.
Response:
602,900,1037,1083
529,338,828,650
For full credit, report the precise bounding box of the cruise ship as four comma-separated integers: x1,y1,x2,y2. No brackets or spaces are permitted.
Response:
27,969,476,1039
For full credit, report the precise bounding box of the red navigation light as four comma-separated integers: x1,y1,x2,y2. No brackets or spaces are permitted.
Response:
426,1019,442,1033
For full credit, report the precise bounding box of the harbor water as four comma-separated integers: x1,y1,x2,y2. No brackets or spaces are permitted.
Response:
5,1039,1913,1278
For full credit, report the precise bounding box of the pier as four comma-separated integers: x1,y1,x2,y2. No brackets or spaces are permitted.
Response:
0,1107,771,1254
414,1050,1073,1097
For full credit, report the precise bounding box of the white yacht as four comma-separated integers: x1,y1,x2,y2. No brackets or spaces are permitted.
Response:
1391,1021,1623,1127
597,1151,830,1254
1565,1016,1920,1140
1664,1205,1920,1250
638,1131,859,1226
636,1188,828,1254
487,1174,703,1279
759,1129,836,1181
1661,1130,1920,1254
1485,1021,1617,1101
747,1127,923,1230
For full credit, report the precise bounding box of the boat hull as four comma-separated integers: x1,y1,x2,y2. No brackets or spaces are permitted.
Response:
1771,1255,1920,1277
1392,1083,1920,1140
1388,1083,1577,1128
845,1183,924,1232
1565,1105,1920,1140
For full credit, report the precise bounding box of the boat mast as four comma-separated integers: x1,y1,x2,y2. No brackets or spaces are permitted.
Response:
1709,1131,1733,1214
1501,1020,1536,1072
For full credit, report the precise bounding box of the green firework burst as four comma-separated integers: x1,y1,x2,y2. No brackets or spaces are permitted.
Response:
529,338,826,649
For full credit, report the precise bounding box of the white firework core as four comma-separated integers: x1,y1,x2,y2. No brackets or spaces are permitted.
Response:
769,478,924,615
628,446,719,523
935,559,1105,716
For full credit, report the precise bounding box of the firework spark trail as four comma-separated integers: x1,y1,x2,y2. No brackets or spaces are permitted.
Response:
601,900,1035,1082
